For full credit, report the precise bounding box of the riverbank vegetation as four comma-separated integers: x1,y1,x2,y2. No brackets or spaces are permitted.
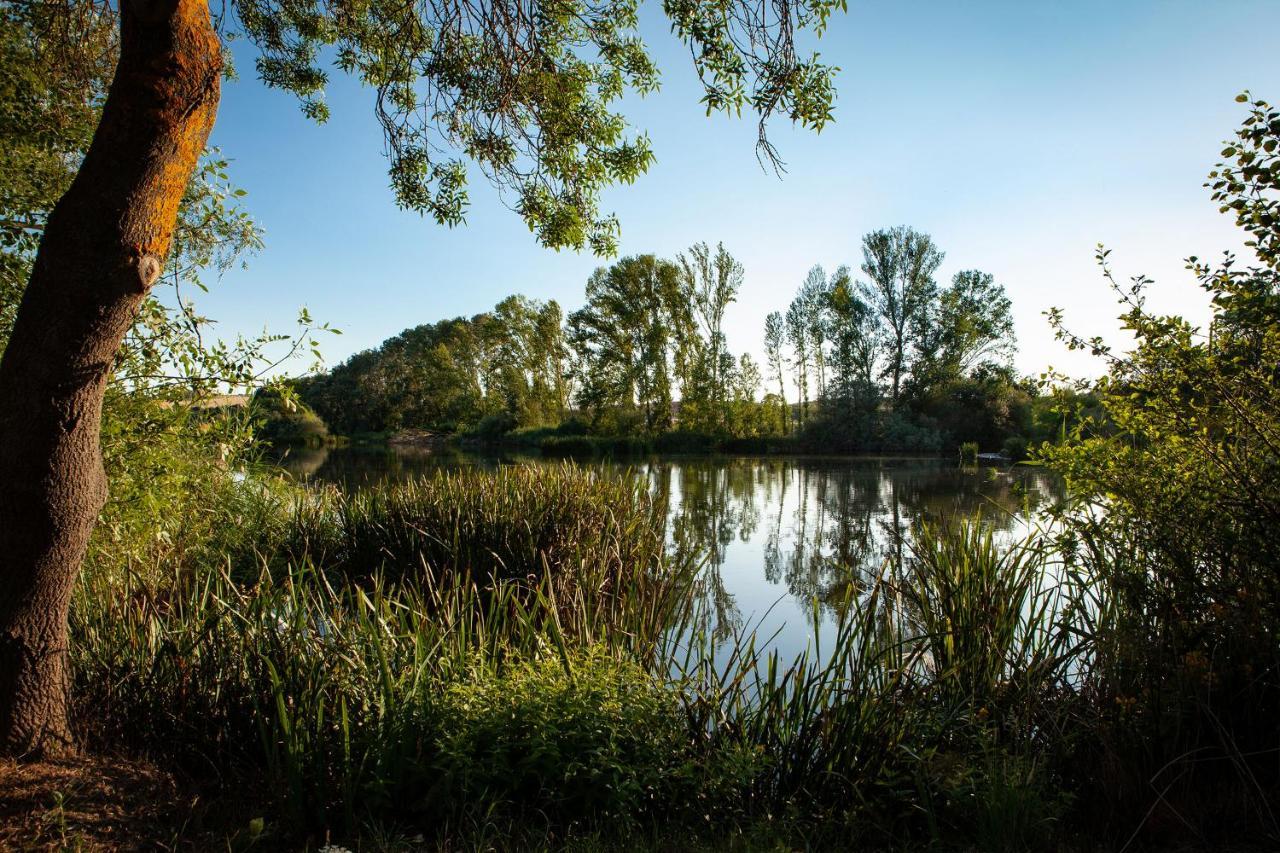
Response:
290,238,1084,458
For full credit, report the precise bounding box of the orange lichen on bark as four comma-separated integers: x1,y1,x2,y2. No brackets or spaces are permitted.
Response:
125,0,222,261
0,0,227,758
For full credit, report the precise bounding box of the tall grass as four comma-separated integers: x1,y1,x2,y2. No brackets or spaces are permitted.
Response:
68,466,1127,847
221,465,668,588
664,522,1082,847
72,565,698,834
901,520,1078,707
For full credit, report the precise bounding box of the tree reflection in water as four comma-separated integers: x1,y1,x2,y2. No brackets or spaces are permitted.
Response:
635,457,1062,641
274,448,1063,652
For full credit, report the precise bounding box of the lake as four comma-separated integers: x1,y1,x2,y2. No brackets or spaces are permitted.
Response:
272,445,1063,662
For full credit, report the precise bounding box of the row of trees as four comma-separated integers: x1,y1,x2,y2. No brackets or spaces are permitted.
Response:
567,243,776,437
300,296,568,435
765,227,1024,450
297,242,784,440
299,231,1028,451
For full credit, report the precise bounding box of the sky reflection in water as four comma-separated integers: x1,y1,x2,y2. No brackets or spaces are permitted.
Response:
275,447,1064,662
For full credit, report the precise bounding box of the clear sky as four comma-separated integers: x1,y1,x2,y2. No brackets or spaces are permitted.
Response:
199,0,1280,381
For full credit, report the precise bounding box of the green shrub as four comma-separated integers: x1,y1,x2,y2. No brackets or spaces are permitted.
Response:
252,388,333,447
1037,96,1280,844
958,441,979,464
554,417,590,436
540,434,651,458
469,411,518,438
1001,435,1028,461
875,411,945,453
540,434,597,457
652,430,716,454
432,651,692,826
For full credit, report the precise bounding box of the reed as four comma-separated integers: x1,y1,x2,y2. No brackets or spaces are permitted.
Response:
67,468,1109,847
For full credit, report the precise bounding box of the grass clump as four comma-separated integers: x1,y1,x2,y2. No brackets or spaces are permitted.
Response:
902,520,1073,707
432,650,695,829
76,464,1089,848
220,465,671,596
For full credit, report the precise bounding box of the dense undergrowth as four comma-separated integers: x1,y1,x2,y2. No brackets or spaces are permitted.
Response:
67,462,1278,850
71,467,1085,849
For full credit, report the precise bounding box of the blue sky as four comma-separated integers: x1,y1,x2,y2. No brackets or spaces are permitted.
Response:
201,0,1280,381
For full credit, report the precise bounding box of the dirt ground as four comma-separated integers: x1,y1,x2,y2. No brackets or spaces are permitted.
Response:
0,754,195,851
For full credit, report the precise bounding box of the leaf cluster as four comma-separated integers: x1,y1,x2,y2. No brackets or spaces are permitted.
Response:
233,0,842,252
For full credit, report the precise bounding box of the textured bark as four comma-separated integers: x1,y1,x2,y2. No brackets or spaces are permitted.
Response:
0,0,221,757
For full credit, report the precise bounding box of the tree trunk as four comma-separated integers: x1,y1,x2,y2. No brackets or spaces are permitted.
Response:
0,0,220,757
775,378,787,434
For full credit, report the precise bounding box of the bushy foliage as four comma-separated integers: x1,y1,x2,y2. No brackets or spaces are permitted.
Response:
540,433,652,457
235,0,841,254
1039,93,1280,842
299,298,569,436
431,652,692,827
252,387,332,446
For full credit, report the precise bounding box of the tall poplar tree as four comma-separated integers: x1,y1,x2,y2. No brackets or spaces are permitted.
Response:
678,241,743,429
860,226,943,404
763,311,789,433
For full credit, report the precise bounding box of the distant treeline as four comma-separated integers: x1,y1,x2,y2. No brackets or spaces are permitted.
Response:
296,295,569,436
293,231,1094,454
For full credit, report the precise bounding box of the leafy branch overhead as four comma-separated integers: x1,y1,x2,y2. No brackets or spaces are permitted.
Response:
236,0,842,253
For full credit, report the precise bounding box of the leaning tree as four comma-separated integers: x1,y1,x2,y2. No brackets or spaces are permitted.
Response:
0,0,843,754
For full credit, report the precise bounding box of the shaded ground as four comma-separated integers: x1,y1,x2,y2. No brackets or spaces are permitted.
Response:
2,753,1272,851
0,755,274,851
0,754,191,850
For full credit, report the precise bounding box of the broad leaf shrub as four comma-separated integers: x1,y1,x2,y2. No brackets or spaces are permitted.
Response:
1040,93,1280,844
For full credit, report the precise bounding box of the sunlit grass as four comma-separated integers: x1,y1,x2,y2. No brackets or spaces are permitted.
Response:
65,465,1203,848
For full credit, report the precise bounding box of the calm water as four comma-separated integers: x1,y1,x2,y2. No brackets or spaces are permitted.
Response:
273,446,1063,661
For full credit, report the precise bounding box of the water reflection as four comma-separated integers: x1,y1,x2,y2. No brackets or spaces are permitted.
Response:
272,447,1062,656
639,458,1060,647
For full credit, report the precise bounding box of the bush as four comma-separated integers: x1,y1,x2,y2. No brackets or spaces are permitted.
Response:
1037,95,1280,844
652,430,717,454
469,411,518,438
1001,435,1028,461
796,409,945,454
539,434,651,458
877,411,944,453
554,416,590,436
252,388,333,447
539,434,597,457
959,441,979,464
432,652,693,827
